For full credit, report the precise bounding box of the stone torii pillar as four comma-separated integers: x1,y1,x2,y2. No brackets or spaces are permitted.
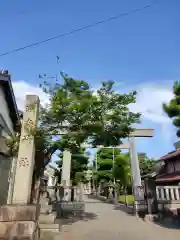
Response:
129,129,154,212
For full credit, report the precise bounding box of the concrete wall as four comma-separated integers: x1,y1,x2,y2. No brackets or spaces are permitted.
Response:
0,86,14,135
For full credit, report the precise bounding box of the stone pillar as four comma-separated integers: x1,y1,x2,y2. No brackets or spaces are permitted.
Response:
129,137,141,188
0,95,40,240
79,182,84,202
12,95,39,204
88,181,91,194
97,185,101,196
129,137,142,214
61,150,71,201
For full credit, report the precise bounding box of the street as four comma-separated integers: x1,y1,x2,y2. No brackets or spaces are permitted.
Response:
52,196,180,240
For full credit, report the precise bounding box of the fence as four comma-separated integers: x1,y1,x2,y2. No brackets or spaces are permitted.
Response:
156,186,180,201
156,186,180,212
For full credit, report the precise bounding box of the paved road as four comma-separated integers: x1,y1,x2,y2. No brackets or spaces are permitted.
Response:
54,196,180,240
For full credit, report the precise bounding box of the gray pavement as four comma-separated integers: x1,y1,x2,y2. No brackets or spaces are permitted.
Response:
54,196,180,240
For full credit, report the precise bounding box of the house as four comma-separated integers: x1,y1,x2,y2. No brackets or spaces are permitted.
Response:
0,70,19,205
155,145,180,185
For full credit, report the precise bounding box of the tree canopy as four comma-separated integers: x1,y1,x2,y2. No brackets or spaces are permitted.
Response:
92,148,131,186
40,73,141,148
55,146,89,185
138,153,156,176
8,72,140,188
163,80,180,137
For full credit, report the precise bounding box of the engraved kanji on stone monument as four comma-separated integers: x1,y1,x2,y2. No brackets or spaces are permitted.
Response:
12,95,39,204
19,157,29,167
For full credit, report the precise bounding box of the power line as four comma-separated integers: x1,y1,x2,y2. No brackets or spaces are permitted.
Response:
0,0,161,58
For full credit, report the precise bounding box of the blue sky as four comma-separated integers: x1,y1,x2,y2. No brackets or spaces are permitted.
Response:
0,0,180,160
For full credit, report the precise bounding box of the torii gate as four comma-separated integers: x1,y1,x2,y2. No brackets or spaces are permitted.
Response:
60,128,154,203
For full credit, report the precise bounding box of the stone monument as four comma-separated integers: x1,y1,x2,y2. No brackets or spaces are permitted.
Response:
61,150,72,201
0,95,40,240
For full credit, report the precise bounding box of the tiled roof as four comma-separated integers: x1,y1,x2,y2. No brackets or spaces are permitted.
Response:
156,172,180,182
0,71,19,128
159,148,180,161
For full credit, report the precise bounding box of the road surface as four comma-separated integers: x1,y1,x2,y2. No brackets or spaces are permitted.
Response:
52,196,180,240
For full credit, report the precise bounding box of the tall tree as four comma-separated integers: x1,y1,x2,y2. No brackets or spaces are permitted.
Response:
39,73,140,186
93,148,131,186
114,153,131,187
138,153,156,176
55,142,89,185
40,74,140,148
163,80,180,136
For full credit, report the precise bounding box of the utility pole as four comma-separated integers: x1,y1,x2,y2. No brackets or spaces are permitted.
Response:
95,151,98,171
112,147,115,185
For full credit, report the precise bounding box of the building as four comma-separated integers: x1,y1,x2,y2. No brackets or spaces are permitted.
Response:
0,70,19,205
155,144,180,185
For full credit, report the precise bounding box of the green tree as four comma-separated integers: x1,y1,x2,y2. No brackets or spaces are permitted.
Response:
55,143,89,185
138,153,156,176
93,148,131,186
114,153,131,187
39,73,140,186
40,73,140,148
163,81,180,136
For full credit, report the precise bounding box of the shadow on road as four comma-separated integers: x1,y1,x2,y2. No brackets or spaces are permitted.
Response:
150,217,180,230
113,204,135,216
55,211,97,227
87,194,114,204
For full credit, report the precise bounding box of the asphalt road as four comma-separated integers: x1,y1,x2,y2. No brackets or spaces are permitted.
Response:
53,196,180,240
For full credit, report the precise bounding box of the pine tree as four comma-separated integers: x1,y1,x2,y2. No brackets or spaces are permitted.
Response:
163,81,180,137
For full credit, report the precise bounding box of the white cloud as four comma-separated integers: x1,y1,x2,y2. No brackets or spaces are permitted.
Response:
129,83,174,124
12,81,49,110
128,82,176,143
13,81,174,126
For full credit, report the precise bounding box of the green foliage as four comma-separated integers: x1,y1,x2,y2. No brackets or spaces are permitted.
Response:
118,195,135,204
38,72,140,185
55,145,89,185
93,148,131,186
40,73,140,147
163,81,180,137
113,154,131,186
138,153,156,176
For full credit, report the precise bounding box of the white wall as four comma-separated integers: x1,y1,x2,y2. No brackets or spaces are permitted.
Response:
0,86,14,134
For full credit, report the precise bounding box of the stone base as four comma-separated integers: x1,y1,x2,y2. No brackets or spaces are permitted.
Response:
144,214,159,222
39,213,56,224
39,224,59,232
0,221,39,239
0,205,39,240
0,205,40,222
40,205,52,214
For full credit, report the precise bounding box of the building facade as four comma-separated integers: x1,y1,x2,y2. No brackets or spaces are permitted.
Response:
0,70,19,205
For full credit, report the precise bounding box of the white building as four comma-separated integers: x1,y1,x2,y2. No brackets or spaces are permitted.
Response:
0,70,19,205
